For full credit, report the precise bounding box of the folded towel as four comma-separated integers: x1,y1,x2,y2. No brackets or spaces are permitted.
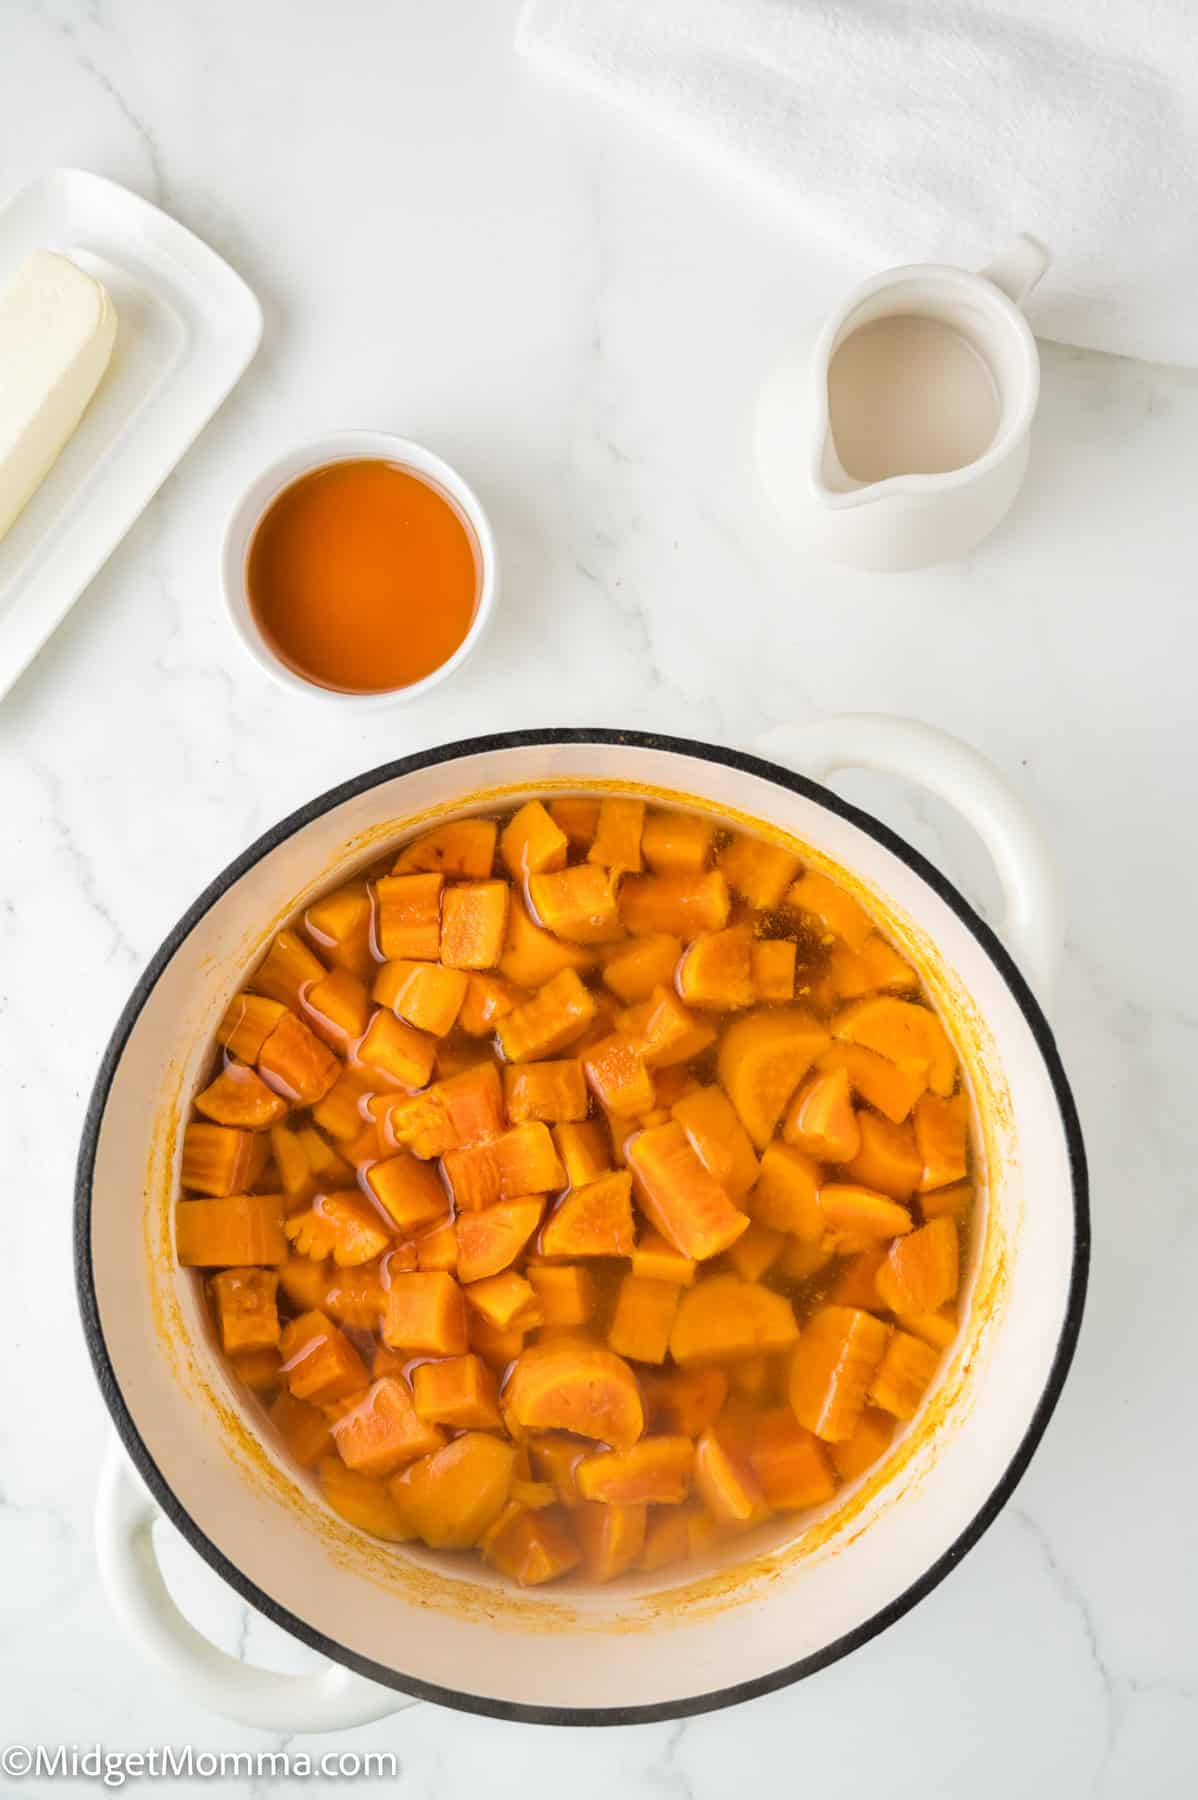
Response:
518,0,1198,366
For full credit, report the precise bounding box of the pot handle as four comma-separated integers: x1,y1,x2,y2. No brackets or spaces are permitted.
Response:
753,714,1063,1004
95,1437,408,1733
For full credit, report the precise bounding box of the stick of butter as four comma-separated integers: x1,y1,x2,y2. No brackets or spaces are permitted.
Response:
0,250,118,543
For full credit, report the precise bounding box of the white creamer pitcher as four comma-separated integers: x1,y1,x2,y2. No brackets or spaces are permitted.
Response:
756,238,1049,571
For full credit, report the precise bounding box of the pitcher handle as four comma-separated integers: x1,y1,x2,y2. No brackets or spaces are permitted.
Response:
980,234,1050,306
753,714,1063,1006
95,1437,409,1733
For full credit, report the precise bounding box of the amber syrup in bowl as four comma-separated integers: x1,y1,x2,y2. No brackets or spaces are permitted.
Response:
222,434,497,705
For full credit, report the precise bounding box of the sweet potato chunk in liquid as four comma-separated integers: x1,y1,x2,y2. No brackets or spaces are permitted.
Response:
181,795,974,1587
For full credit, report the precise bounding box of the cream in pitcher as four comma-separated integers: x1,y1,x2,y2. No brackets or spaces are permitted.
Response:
757,237,1050,571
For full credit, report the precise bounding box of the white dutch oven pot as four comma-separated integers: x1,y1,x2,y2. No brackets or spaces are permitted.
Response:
77,718,1087,1732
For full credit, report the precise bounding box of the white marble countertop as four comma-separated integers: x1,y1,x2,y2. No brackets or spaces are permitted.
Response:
2,2,1194,1793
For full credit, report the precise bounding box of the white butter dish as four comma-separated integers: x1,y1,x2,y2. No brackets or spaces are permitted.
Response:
0,169,262,701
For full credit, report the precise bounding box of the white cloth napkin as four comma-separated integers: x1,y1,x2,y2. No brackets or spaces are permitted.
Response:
518,0,1198,367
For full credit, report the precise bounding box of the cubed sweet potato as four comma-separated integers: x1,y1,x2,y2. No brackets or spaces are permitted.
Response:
742,1408,838,1511
882,1217,959,1314
669,1275,798,1364
458,973,523,1036
481,1502,581,1584
318,1457,412,1541
415,1216,458,1273
540,1170,635,1258
279,1310,369,1405
716,1006,831,1150
832,996,957,1098
195,1063,289,1130
576,1436,693,1505
303,880,374,979
635,987,716,1068
412,1354,503,1430
381,1062,504,1158
552,1119,611,1188
583,1033,655,1115
816,1042,927,1123
526,1263,596,1326
496,968,598,1062
783,1066,861,1162
575,1501,647,1581
382,1271,468,1355
842,1112,922,1197
456,1197,544,1283
693,1428,768,1524
587,798,645,873
870,1329,941,1419
528,863,622,944
356,1009,437,1089
330,1375,446,1476
366,1153,447,1230
786,871,874,951
284,1190,393,1267
374,872,443,961
748,1142,822,1241
311,1067,377,1141
181,1123,268,1197
323,1261,387,1328
606,1273,681,1364
719,834,802,910
217,993,287,1064
277,1254,331,1313
830,1246,888,1310
642,1367,727,1436
442,1122,565,1210
270,1390,334,1467
750,939,797,1003
830,1406,895,1481
725,1220,784,1284
258,1011,342,1105
818,1183,913,1240
210,1268,280,1354
499,899,596,987
619,870,730,940
230,1347,282,1393
641,809,716,873
393,819,498,879
501,800,569,879
302,966,372,1052
788,1305,890,1441
251,930,326,1009
504,1059,589,1124
913,1093,969,1192
630,1231,696,1287
393,1432,517,1550
670,1085,759,1200
440,880,510,970
462,1268,539,1330
504,1343,644,1448
826,933,919,1001
677,924,755,1010
600,934,682,1004
372,958,468,1036
176,1194,287,1267
628,1121,748,1262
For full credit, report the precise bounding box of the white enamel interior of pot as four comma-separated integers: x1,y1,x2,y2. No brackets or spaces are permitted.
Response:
87,740,1077,1711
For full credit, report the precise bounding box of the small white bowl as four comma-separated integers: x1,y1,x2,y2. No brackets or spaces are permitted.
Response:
220,430,498,707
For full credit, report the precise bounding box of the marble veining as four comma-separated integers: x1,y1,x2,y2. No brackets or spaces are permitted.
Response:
0,1,1194,1793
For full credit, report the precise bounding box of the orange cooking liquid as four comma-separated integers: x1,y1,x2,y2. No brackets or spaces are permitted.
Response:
247,459,479,695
